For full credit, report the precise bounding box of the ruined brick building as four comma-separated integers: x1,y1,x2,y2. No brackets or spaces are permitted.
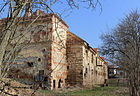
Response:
67,32,108,88
0,10,108,89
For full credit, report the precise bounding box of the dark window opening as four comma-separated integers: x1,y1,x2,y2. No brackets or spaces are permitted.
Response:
96,70,97,75
80,70,82,75
27,62,34,67
84,73,87,78
58,79,62,88
67,66,69,70
86,68,88,73
91,69,93,74
84,68,88,78
44,77,48,81
37,70,44,82
53,80,55,88
38,58,41,62
39,70,44,75
5,83,9,86
39,83,42,87
91,54,94,63
8,74,12,78
42,49,46,53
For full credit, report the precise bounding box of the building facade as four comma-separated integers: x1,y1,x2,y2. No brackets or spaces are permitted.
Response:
0,10,108,89
66,32,108,88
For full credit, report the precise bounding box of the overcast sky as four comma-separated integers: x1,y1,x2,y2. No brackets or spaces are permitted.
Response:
63,0,140,48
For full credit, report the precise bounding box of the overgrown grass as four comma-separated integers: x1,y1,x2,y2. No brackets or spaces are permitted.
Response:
39,86,126,96
39,89,53,95
108,78,127,87
64,86,123,96
39,79,128,96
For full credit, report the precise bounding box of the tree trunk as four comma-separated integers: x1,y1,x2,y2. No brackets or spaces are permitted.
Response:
0,24,14,78
0,0,27,78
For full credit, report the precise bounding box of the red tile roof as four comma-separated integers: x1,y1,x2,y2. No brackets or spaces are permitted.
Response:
93,48,98,53
101,57,105,61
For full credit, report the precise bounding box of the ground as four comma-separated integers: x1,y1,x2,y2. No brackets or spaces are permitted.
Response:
0,78,128,96
39,78,129,96
0,78,44,96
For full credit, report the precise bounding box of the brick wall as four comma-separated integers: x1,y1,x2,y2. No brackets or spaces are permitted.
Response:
66,32,84,85
6,12,69,89
50,16,68,89
66,32,108,87
1,10,108,89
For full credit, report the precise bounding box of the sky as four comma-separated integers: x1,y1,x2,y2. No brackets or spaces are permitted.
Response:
62,0,140,48
0,0,140,48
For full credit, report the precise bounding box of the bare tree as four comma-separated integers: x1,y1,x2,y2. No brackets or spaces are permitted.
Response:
0,0,101,95
100,10,140,96
0,0,101,78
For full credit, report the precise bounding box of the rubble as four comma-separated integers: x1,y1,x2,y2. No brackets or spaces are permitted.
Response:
0,78,43,96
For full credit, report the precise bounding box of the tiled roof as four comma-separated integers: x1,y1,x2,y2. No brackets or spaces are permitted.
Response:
93,48,98,53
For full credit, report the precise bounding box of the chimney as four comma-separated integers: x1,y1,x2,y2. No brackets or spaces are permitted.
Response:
36,9,40,15
25,0,32,17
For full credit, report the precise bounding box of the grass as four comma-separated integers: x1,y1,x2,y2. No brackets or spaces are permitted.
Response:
39,89,53,95
39,86,124,96
63,86,124,96
39,79,128,96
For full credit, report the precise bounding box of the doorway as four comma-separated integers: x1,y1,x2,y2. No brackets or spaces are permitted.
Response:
53,80,55,88
58,79,62,88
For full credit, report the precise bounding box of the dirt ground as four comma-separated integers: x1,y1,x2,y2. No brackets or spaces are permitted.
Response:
0,78,44,96
0,78,129,96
